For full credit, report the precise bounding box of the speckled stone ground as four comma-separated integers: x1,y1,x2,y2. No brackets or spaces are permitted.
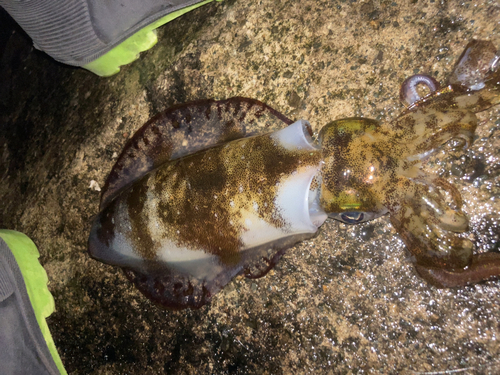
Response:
1,0,500,374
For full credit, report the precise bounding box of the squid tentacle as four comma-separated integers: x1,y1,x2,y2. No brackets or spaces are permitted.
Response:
448,39,499,90
386,177,473,271
400,74,441,107
391,108,477,158
416,253,500,288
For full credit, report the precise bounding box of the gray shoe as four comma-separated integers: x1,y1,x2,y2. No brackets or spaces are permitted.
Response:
0,0,217,75
0,230,66,375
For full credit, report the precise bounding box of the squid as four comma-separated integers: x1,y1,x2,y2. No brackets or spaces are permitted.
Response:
89,40,500,309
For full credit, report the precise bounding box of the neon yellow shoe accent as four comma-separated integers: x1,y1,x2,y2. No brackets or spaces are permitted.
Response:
0,230,67,375
84,0,219,76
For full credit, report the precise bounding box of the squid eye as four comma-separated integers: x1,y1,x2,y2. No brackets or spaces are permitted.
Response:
329,210,386,224
340,212,365,224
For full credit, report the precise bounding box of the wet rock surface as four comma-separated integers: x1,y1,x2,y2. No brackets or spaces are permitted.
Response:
1,1,500,374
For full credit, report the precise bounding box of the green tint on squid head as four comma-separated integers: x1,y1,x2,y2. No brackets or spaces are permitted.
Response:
317,117,389,224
